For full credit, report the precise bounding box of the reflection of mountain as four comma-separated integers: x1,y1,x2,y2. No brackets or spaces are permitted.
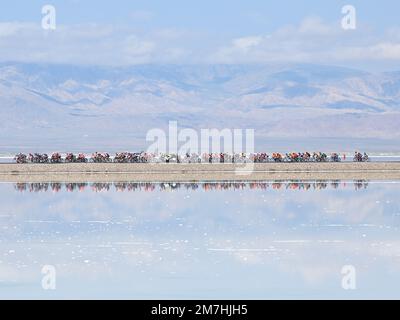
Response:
14,181,369,193
1,180,400,299
1,62,400,150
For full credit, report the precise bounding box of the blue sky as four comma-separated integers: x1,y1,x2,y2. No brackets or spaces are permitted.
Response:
0,0,400,70
1,0,399,32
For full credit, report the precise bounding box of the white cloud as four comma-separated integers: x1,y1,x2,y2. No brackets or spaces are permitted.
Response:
123,35,155,56
0,17,399,66
366,42,400,60
232,36,264,51
327,42,400,61
209,17,400,65
0,23,185,65
297,16,338,35
0,22,32,37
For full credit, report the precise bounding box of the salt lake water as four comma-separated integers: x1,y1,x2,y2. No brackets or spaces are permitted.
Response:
0,180,400,299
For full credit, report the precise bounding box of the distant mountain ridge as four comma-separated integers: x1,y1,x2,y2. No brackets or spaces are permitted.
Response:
0,62,399,151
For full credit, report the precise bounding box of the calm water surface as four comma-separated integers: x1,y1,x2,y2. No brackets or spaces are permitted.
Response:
0,181,399,299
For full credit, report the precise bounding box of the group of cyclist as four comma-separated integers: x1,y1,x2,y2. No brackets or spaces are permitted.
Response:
13,151,370,164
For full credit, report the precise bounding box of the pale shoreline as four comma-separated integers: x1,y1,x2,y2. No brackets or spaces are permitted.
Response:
1,162,400,182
